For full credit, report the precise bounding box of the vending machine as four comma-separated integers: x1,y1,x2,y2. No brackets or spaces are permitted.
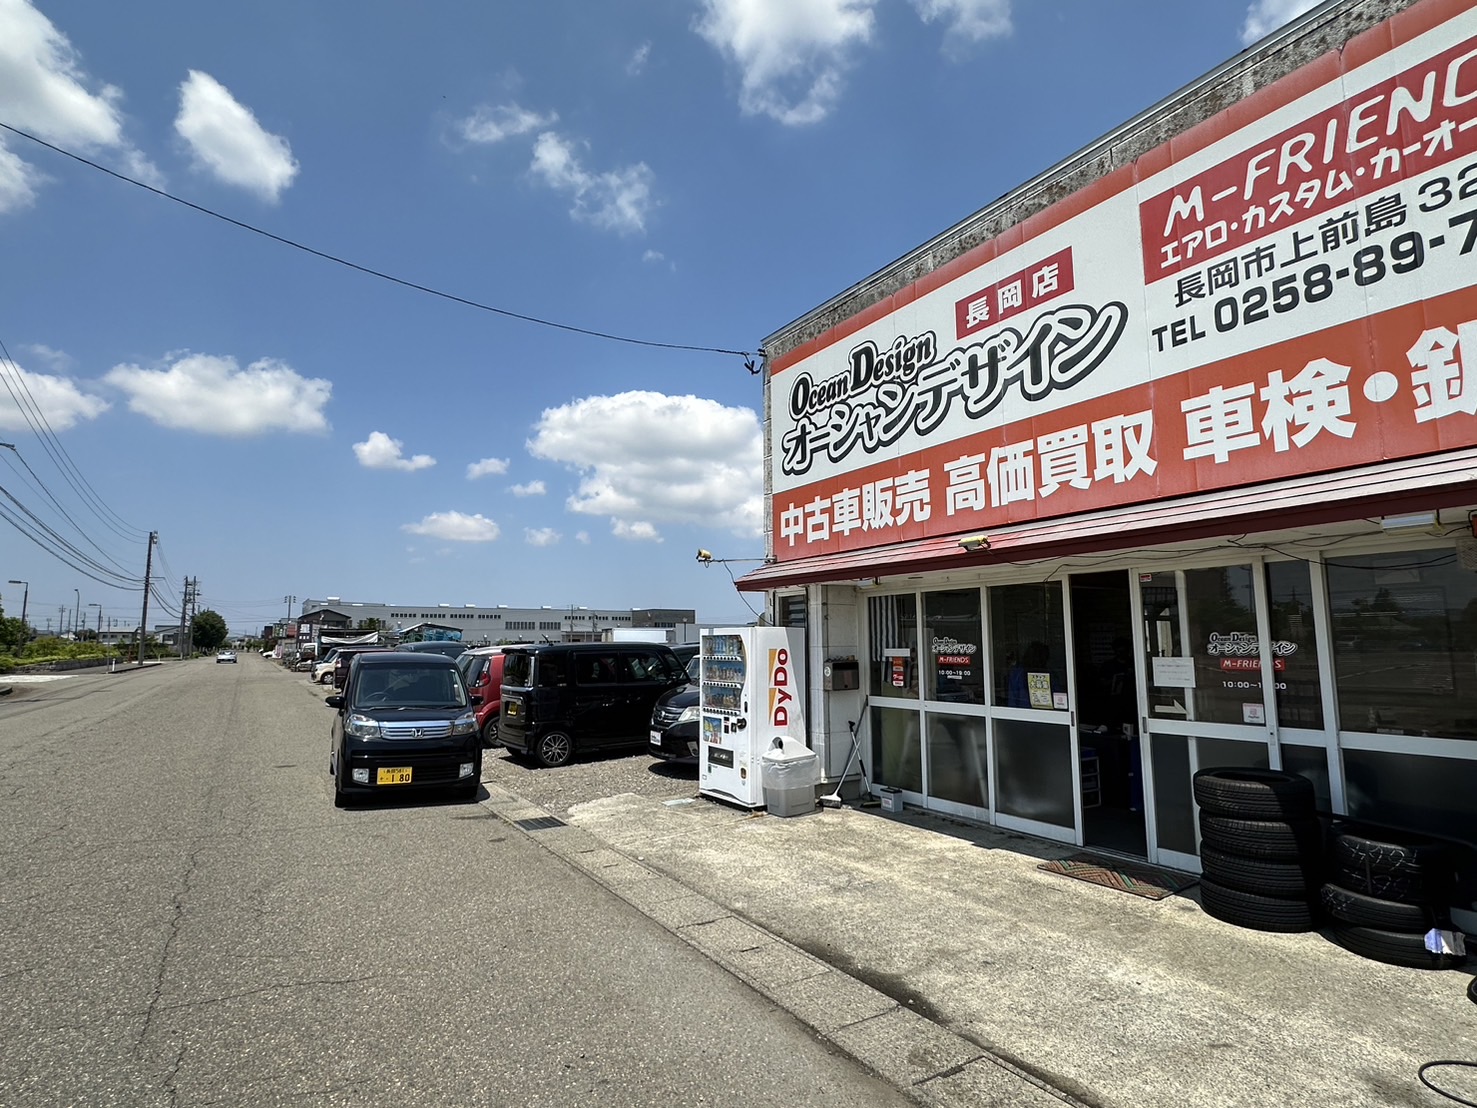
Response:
699,626,807,808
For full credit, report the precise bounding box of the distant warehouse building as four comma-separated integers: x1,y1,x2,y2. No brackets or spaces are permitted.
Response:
296,598,696,645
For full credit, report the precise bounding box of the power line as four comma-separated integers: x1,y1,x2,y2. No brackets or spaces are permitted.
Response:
0,122,759,361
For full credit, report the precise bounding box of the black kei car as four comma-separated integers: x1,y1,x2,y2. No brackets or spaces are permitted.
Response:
326,651,481,807
649,652,701,764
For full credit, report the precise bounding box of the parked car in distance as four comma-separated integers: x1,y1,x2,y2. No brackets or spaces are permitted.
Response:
499,642,688,767
649,651,701,763
311,651,341,684
332,645,392,689
216,650,237,664
671,642,698,666
325,651,480,807
399,640,470,660
457,645,530,747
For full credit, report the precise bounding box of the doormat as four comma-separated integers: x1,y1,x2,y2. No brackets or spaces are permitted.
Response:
1037,853,1198,901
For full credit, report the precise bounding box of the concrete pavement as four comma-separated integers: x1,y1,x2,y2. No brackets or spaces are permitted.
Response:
479,782,1477,1108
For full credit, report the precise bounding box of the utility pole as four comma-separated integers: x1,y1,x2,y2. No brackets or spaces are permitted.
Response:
177,577,197,659
137,531,156,666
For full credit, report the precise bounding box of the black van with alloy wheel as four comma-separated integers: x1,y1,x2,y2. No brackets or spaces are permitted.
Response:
499,642,688,767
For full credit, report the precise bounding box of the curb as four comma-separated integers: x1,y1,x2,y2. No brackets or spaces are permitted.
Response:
479,782,1085,1108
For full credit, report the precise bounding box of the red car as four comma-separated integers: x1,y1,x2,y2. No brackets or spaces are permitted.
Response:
457,646,514,747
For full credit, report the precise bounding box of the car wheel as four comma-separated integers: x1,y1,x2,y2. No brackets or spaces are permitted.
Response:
481,716,500,748
533,730,573,768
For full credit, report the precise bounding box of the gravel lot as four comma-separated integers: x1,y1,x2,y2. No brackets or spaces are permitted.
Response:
482,742,698,815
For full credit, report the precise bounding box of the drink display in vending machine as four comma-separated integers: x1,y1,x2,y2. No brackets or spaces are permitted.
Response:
699,626,806,807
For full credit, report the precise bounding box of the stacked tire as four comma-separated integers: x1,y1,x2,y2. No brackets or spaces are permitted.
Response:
1319,822,1467,970
1193,767,1322,933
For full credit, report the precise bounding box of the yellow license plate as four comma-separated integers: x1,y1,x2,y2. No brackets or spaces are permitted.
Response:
376,767,413,785
507,702,520,717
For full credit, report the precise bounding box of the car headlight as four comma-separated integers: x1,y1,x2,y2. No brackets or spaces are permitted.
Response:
451,711,477,736
676,705,700,724
346,713,382,739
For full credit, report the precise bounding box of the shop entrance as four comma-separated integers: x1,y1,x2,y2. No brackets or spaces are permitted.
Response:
1069,572,1146,857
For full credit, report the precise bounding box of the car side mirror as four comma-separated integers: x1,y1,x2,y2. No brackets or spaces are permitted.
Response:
325,694,345,709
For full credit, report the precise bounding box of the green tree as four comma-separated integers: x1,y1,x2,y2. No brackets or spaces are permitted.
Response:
0,613,28,653
192,610,229,652
357,617,384,630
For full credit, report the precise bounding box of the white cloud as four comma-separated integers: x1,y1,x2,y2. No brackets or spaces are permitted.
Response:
612,520,661,542
627,43,652,76
174,70,298,202
0,0,159,214
525,527,560,546
0,360,109,431
457,103,558,144
466,457,510,479
695,0,877,125
103,352,330,435
0,141,40,211
530,131,655,234
908,0,1011,45
1240,0,1322,46
402,511,500,542
526,390,762,541
575,531,591,544
352,431,436,472
509,480,546,497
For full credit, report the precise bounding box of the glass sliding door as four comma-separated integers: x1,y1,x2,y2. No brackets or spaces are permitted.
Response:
989,581,1076,842
1136,563,1276,870
921,588,988,818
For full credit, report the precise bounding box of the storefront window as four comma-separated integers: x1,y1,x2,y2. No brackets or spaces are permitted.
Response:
871,705,922,793
1267,561,1323,729
924,589,985,705
925,712,988,808
994,718,1073,827
1325,547,1477,738
1143,566,1264,726
989,582,1067,710
868,593,919,699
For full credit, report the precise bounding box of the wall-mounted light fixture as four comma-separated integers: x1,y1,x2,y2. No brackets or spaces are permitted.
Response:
958,535,990,553
1378,510,1440,533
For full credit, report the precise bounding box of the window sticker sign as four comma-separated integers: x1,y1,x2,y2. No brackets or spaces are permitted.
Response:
767,4,1477,562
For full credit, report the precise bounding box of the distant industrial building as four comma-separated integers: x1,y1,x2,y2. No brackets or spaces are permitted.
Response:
294,598,696,645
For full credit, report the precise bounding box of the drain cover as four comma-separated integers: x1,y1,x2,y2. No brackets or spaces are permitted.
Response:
513,816,567,831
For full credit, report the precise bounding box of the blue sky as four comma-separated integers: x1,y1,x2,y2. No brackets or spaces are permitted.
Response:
0,0,1323,636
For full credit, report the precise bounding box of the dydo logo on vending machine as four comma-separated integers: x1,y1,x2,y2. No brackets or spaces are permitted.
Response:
767,648,794,728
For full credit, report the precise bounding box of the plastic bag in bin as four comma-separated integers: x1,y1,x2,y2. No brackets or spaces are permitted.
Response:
761,736,820,788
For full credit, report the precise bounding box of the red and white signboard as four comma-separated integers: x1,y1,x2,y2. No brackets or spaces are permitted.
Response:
769,0,1477,561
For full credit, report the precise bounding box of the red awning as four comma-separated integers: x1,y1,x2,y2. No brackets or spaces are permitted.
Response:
737,451,1477,591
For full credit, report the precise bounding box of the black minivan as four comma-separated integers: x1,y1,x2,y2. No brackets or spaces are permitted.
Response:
326,651,481,806
499,642,688,767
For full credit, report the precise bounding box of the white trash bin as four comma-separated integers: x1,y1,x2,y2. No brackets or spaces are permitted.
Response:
761,737,820,817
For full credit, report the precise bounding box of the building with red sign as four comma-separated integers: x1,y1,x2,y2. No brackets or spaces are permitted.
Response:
740,0,1477,929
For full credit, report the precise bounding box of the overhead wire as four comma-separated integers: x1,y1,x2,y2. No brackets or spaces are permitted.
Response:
0,335,150,544
0,122,759,361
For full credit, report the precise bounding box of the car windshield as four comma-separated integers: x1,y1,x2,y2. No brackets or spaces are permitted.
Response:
685,655,700,682
502,652,533,687
352,666,467,709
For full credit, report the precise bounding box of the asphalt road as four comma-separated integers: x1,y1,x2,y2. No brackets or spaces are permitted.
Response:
0,657,913,1107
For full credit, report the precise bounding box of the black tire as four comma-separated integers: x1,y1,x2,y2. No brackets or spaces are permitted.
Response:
481,715,500,748
1200,845,1317,897
1331,826,1453,879
1199,877,1316,933
1193,767,1316,819
1199,814,1324,861
1331,863,1442,906
1326,924,1467,970
1318,882,1436,932
533,730,574,768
